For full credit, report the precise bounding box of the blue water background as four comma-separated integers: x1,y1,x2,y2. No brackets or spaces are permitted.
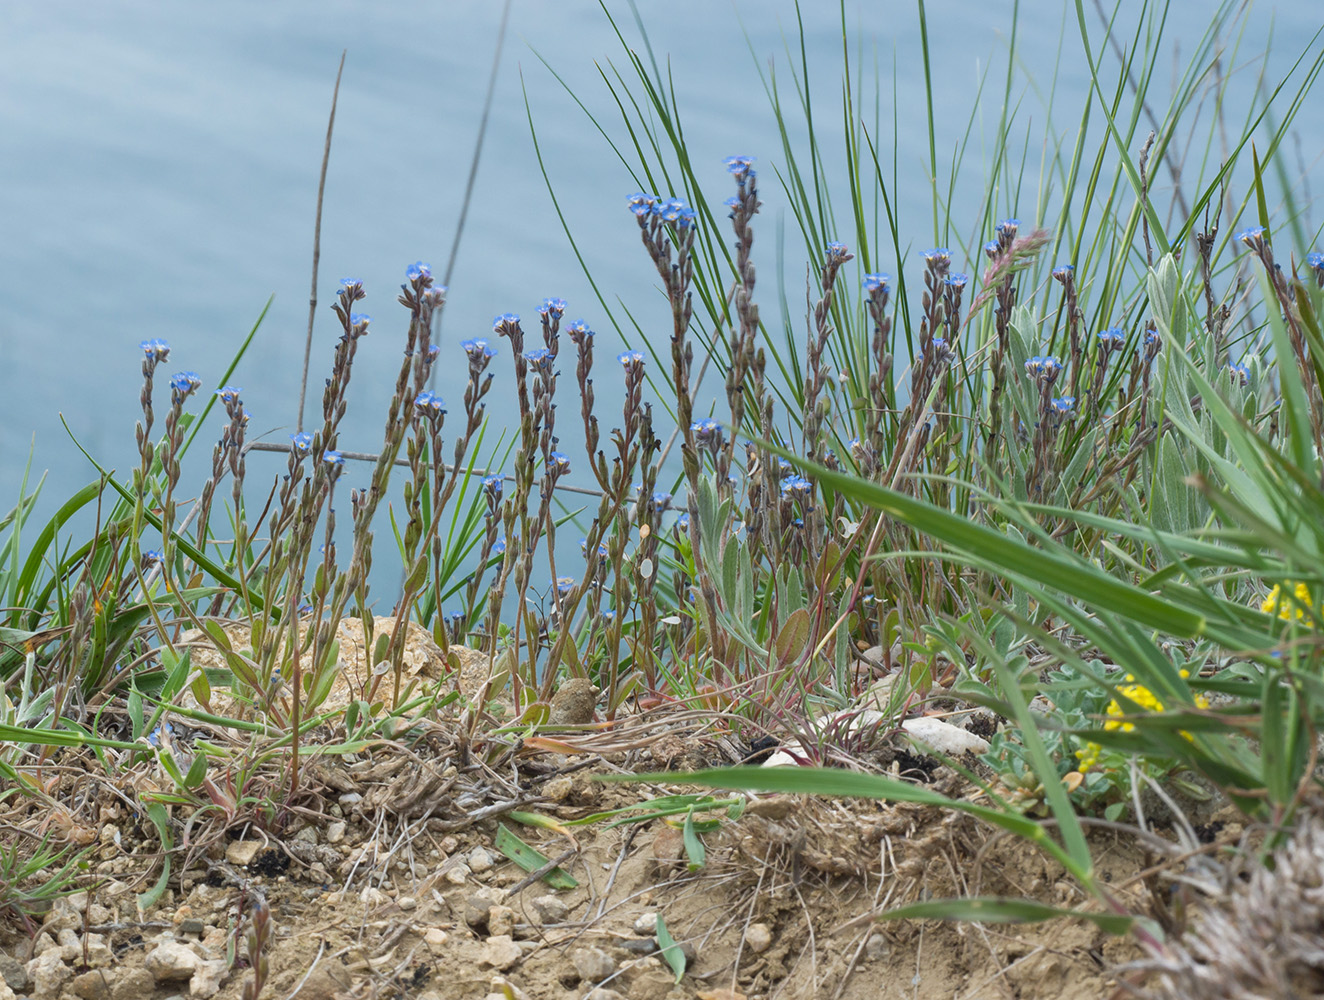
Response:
1,1,1320,606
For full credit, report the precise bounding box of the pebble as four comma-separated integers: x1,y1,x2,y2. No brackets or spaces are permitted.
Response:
865,933,890,961
397,896,418,910
445,862,472,885
633,912,659,935
548,678,598,725
423,928,450,947
744,922,772,954
468,846,494,873
0,954,26,993
338,792,363,807
224,841,263,866
488,904,515,938
901,716,990,756
478,935,521,972
26,950,72,1000
326,821,347,844
144,941,201,982
530,895,569,925
571,946,617,984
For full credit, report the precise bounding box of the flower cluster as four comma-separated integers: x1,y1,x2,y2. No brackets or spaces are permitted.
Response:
626,192,698,228
1024,355,1064,383
1076,670,1210,773
1262,582,1315,621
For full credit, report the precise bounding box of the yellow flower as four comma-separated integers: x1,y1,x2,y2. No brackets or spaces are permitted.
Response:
1261,582,1314,622
1078,670,1209,771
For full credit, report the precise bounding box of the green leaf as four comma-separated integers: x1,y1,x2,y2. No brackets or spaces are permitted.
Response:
654,912,686,984
137,803,173,910
876,896,1147,936
493,824,577,890
681,808,706,871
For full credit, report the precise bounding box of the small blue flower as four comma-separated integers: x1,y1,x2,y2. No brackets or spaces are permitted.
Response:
406,261,432,281
996,218,1020,233
297,603,314,615
340,277,363,291
482,473,504,495
215,385,242,403
349,313,371,332
724,154,755,175
144,549,164,564
826,241,851,262
618,350,645,369
676,204,698,229
627,192,657,217
922,248,951,263
290,432,313,453
554,576,575,596
862,273,890,293
414,391,444,414
983,240,1000,256
677,512,690,531
1051,263,1075,281
548,451,571,472
493,312,520,331
600,608,616,622
1235,226,1266,245
1097,328,1125,351
652,491,673,509
945,273,968,289
423,286,447,306
169,371,201,395
580,537,609,559
723,195,741,210
657,197,687,222
323,449,345,466
1049,396,1076,415
146,722,173,748
691,417,722,441
492,536,507,556
1143,330,1160,348
781,474,812,498
523,348,554,372
566,320,593,340
540,297,567,318
462,337,498,360
426,344,440,361
1307,251,1324,271
1227,361,1251,385
140,338,170,361
1024,356,1063,382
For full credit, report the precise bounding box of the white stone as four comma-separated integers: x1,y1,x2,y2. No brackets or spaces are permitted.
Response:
189,958,228,998
25,950,71,1000
488,904,515,938
144,941,201,982
326,821,347,844
744,922,772,953
571,946,617,983
632,912,659,935
478,935,521,972
445,862,472,885
901,716,990,756
530,895,569,924
468,847,494,873
423,927,449,947
224,841,263,866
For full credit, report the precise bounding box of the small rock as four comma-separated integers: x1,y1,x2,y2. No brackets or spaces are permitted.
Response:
468,847,494,873
398,896,417,910
326,821,347,844
189,958,228,998
445,862,472,885
744,922,772,954
571,946,617,984
620,938,657,955
542,775,574,801
423,927,450,947
25,950,72,1000
359,886,391,907
293,826,318,846
548,677,599,725
0,953,27,992
633,912,659,935
478,934,521,972
224,840,263,866
72,969,113,1000
901,716,990,756
465,888,502,929
144,941,202,982
530,895,570,925
0,978,15,1000
864,933,890,961
111,968,155,1000
177,919,205,936
488,904,515,938
338,792,363,807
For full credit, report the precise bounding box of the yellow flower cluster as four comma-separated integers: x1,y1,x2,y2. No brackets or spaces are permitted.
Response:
1075,670,1209,774
1261,582,1314,622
